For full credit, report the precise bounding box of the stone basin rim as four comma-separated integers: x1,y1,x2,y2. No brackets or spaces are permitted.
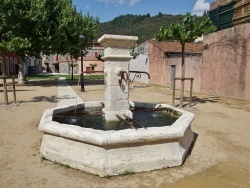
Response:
39,101,194,147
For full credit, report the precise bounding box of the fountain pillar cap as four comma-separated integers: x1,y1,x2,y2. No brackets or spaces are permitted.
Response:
98,34,138,47
98,34,138,61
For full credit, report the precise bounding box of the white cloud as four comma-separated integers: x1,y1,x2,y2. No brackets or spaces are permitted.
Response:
192,0,210,16
86,5,90,9
98,0,140,6
98,0,125,5
128,0,141,6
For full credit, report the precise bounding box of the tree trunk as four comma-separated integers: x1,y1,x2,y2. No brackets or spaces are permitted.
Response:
17,58,25,85
71,61,74,80
0,52,6,76
179,43,185,108
0,51,9,104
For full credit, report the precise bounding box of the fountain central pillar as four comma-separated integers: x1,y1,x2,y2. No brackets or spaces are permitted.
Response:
98,35,138,122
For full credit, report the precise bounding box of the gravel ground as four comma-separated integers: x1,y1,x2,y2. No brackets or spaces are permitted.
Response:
0,79,249,188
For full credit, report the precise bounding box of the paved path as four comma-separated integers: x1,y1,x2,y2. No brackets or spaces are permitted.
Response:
57,77,83,107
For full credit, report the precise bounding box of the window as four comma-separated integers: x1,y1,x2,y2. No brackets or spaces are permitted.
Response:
10,58,14,70
5,57,9,64
5,57,9,75
26,58,30,66
34,60,37,66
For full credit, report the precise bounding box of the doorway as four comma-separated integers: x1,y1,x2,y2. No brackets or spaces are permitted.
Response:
170,64,176,90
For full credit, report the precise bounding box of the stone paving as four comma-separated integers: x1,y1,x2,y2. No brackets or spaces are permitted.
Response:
57,77,83,107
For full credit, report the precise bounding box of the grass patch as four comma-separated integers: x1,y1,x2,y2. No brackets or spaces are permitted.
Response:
40,155,46,161
26,74,104,81
104,175,112,179
119,171,136,176
53,161,71,168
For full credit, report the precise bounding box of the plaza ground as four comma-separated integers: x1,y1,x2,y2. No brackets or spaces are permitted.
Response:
0,78,250,188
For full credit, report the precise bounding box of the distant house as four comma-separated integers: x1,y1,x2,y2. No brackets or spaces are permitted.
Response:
0,53,43,76
0,52,19,76
25,56,42,75
130,40,203,93
42,41,104,75
82,41,104,73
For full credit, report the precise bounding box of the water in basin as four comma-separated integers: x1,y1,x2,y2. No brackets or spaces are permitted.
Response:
53,107,178,131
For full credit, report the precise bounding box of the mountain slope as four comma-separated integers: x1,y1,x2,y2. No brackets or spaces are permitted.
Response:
97,14,202,44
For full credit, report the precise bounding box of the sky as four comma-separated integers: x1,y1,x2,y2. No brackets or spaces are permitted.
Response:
72,0,215,22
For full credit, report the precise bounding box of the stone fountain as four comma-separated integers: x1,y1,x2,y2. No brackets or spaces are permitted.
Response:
39,35,194,177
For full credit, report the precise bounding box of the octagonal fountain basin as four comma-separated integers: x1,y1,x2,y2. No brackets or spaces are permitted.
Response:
39,101,194,177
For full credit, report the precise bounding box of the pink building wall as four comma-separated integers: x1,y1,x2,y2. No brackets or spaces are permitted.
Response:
149,43,169,86
201,23,250,100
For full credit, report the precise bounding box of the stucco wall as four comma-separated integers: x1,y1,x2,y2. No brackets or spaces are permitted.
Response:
202,23,250,101
149,42,169,86
129,43,150,84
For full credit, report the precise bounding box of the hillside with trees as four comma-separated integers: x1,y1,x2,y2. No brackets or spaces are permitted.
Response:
97,13,208,44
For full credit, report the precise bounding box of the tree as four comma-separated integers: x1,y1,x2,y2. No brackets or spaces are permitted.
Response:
155,12,216,108
67,59,78,80
157,12,163,17
0,0,32,77
0,0,99,85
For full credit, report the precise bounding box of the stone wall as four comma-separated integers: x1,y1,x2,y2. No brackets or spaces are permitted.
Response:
202,22,250,101
59,62,78,75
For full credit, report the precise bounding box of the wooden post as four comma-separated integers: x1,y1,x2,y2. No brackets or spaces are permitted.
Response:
3,76,8,105
172,78,176,107
12,76,17,104
189,78,193,107
180,43,185,108
173,77,194,108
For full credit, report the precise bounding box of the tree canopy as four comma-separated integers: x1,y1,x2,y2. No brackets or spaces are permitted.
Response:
0,0,99,77
154,12,216,45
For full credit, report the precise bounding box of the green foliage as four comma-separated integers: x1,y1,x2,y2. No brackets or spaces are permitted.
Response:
109,14,150,27
68,62,78,68
0,0,33,57
130,45,139,59
97,54,104,62
154,12,216,44
89,63,98,68
98,13,207,44
30,0,99,58
0,0,99,59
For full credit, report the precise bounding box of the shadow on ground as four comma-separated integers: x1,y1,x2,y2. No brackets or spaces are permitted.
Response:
67,79,105,86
